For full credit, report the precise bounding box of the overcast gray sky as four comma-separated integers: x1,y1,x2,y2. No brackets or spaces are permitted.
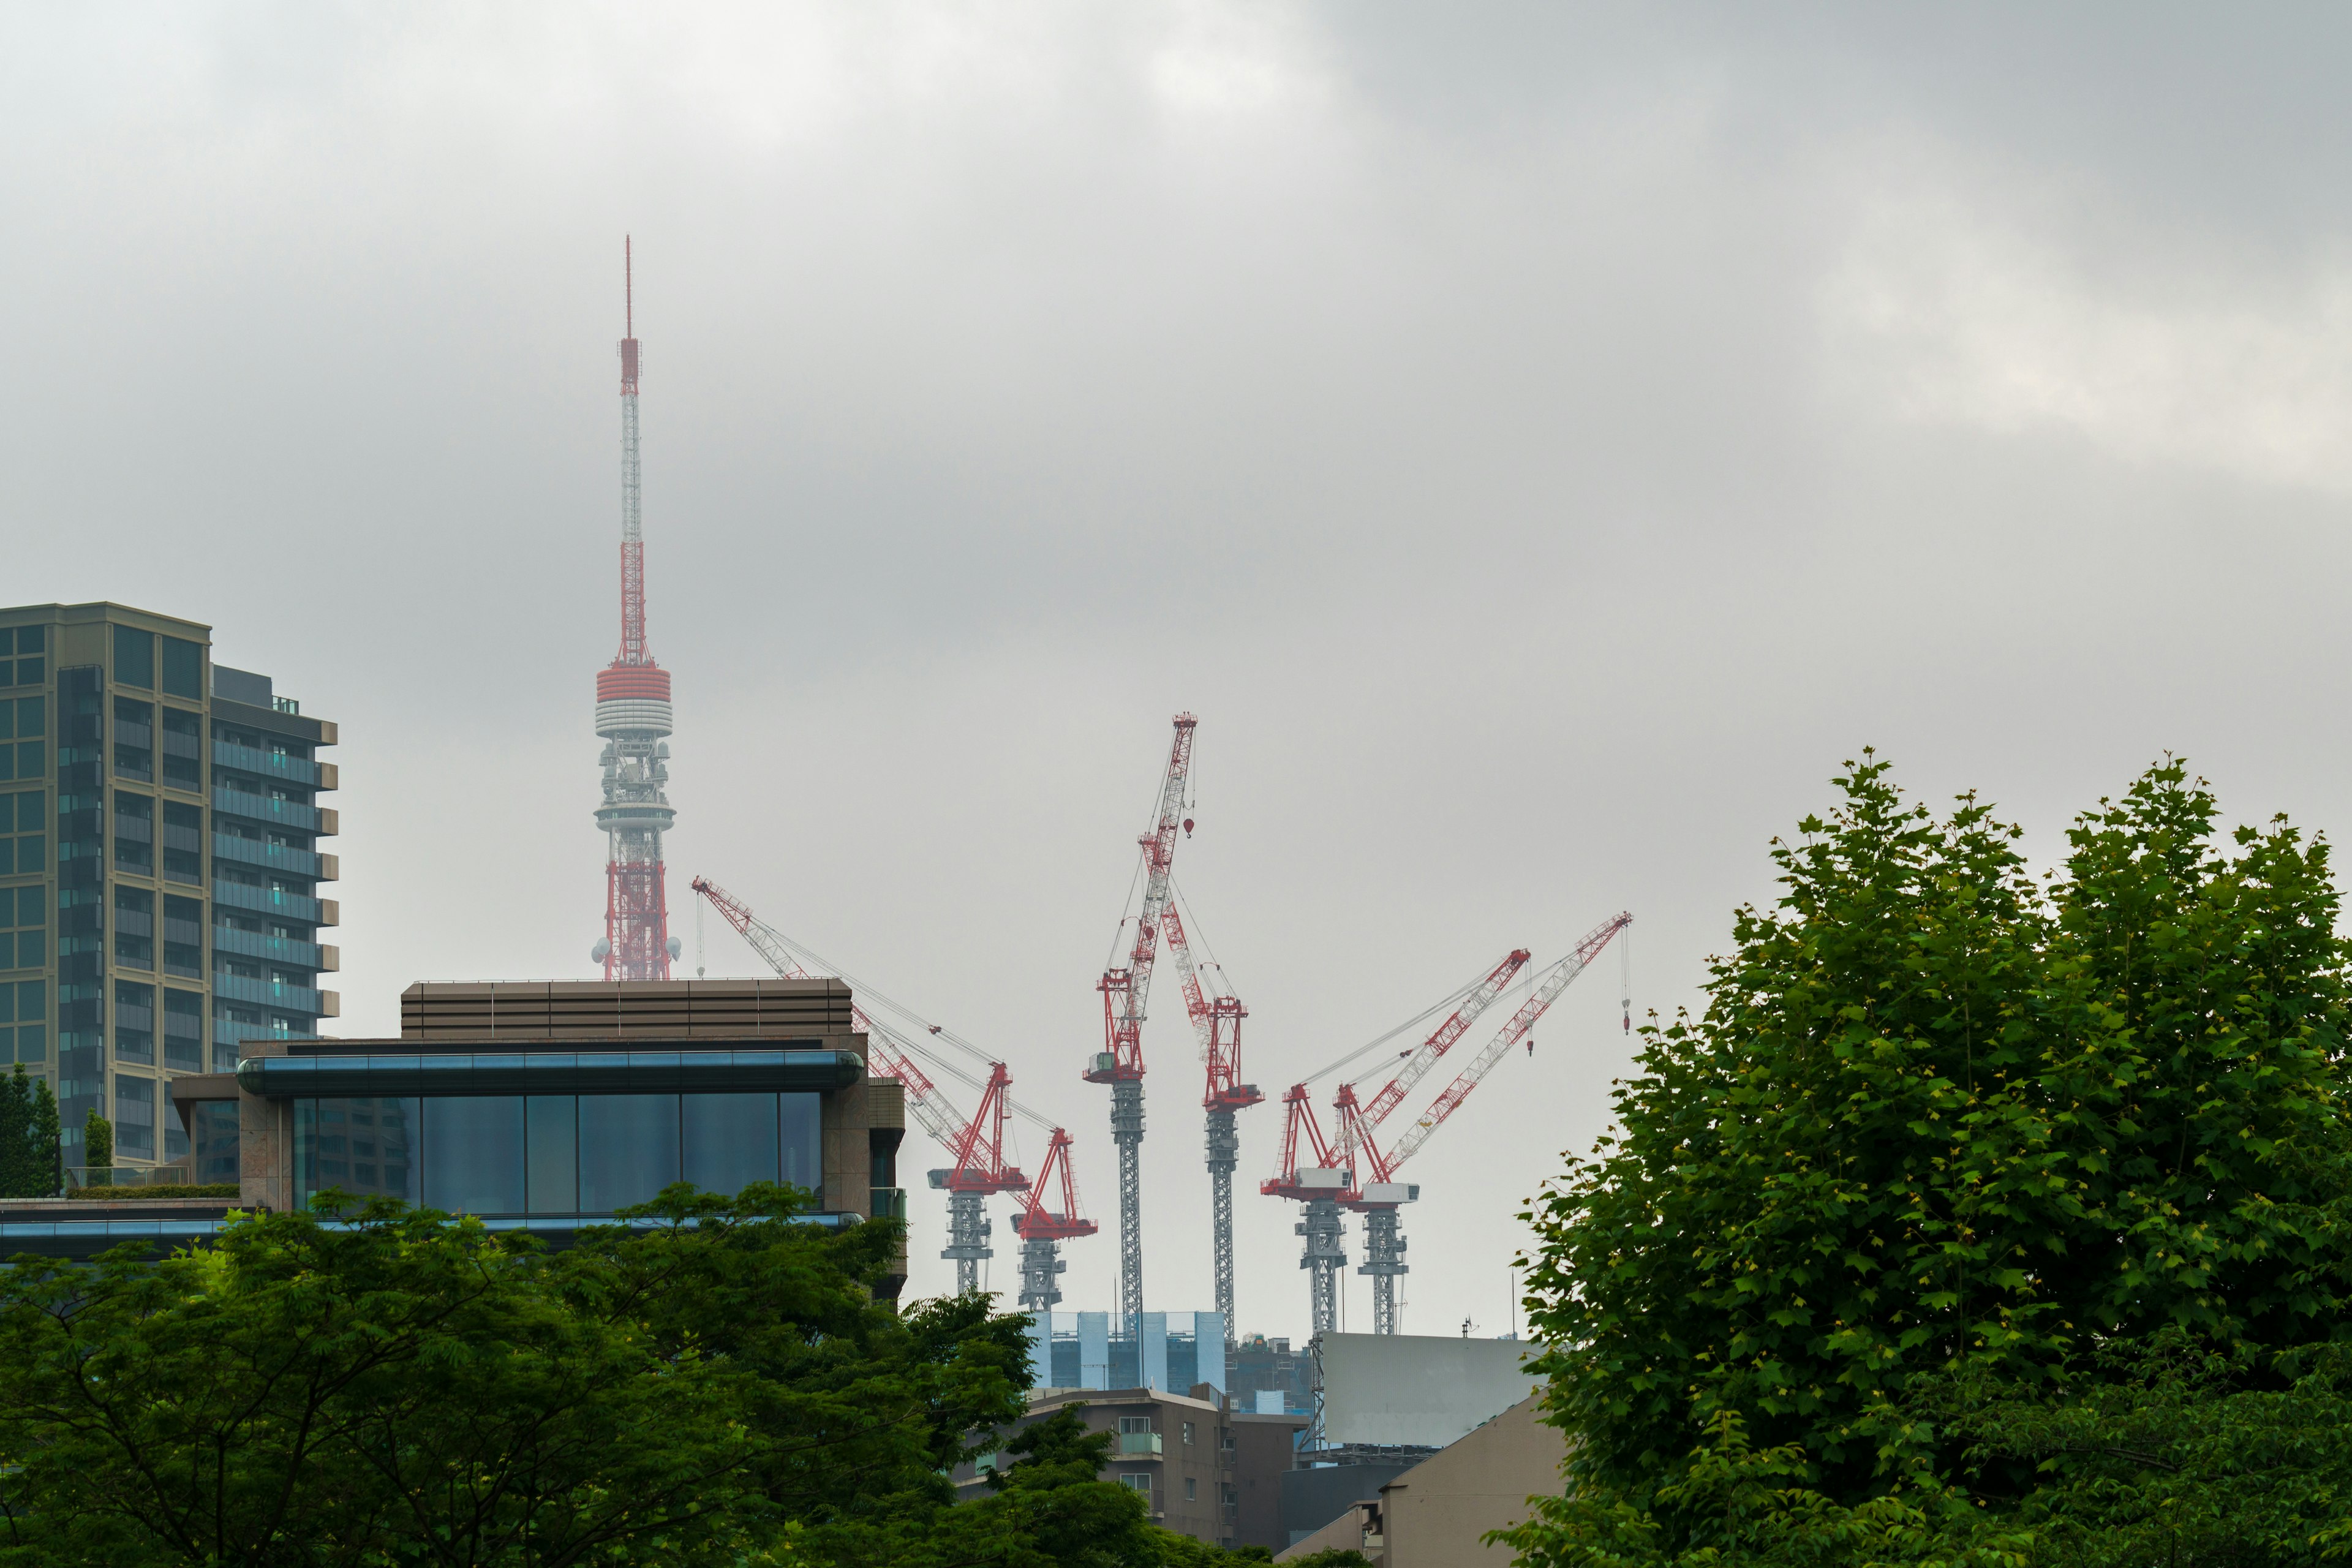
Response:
11,3,2352,1342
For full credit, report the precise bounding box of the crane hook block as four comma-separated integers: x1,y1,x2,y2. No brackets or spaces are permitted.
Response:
1183,817,1195,837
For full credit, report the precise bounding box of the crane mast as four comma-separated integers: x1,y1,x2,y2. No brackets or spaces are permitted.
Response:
1260,1084,1351,1336
1011,1128,1098,1312
1166,900,1259,1351
1342,913,1632,1333
1085,714,1196,1348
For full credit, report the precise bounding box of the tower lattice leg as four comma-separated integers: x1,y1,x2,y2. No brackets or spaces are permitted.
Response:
1206,1108,1238,1348
1111,1078,1145,1343
1299,1196,1346,1336
942,1189,992,1296
1359,1205,1408,1335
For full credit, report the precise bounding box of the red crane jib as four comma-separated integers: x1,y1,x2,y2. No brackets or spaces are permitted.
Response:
940,1061,1027,1195
1259,1083,1348,1201
1084,715,1197,1084
1012,1128,1099,1241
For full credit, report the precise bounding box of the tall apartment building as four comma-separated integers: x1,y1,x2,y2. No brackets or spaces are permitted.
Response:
0,603,338,1171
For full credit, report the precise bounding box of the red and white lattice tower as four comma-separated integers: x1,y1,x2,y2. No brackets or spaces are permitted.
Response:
591,237,676,981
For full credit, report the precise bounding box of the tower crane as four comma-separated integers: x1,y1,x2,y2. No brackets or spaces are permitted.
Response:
690,876,1078,1302
1010,1127,1098,1312
1262,948,1529,1336
1334,913,1632,1334
1257,1083,1352,1336
1085,713,1196,1347
1164,888,1259,1351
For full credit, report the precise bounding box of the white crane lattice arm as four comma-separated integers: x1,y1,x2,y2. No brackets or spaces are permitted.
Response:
1383,914,1631,1172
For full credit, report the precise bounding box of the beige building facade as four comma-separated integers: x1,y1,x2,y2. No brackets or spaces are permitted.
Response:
1276,1396,1567,1567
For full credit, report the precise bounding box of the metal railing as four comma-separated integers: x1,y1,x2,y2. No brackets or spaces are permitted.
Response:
64,1163,196,1191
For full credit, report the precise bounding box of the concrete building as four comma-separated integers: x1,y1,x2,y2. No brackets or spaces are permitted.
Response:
0,601,339,1176
1276,1395,1566,1566
952,1384,1310,1554
0,978,909,1289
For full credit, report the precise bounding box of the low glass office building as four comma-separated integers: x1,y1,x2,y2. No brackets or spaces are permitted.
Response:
0,978,911,1286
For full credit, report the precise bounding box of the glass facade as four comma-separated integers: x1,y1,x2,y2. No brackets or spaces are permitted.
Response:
296,1091,823,1215
0,605,339,1172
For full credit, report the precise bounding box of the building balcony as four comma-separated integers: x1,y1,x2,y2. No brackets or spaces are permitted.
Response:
215,1019,315,1050
212,880,324,924
213,833,323,880
1117,1433,1164,1457
212,786,323,834
211,742,326,790
213,973,337,1017
211,926,330,970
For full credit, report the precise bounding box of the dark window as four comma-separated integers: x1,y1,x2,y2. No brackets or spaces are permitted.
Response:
16,791,41,832
162,987,202,1071
15,696,42,738
297,1097,419,1204
421,1096,526,1215
578,1093,680,1212
682,1091,780,1197
15,628,41,655
113,886,154,968
527,1095,578,1213
160,638,202,700
114,1074,155,1156
192,1100,239,1184
113,628,154,689
115,978,154,1062
782,1091,821,1193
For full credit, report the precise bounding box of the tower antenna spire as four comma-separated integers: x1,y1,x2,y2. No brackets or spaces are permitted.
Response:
592,236,675,981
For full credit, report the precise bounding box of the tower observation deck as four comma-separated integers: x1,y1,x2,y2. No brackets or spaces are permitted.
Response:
592,238,677,981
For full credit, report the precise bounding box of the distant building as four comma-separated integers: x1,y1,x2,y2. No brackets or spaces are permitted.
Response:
0,602,339,1177
951,1384,1310,1553
0,978,910,1289
1276,1331,1543,1548
1027,1310,1226,1398
1276,1395,1566,1565
1226,1330,1315,1415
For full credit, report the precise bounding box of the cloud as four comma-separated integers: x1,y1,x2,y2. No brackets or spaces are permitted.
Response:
1826,178,2352,496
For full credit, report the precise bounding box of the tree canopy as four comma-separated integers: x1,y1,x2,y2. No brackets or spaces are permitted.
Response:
1504,756,2352,1566
0,1185,1264,1567
0,1067,59,1197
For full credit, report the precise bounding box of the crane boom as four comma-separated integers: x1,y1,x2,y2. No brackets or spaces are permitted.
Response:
1356,948,1530,1128
1089,714,1197,1082
1086,713,1198,1349
1381,913,1632,1173
688,876,962,1147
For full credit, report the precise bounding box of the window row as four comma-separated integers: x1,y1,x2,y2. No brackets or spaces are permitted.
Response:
0,741,42,784
293,1091,826,1216
0,698,43,742
1,658,41,690
113,628,204,701
0,980,47,1062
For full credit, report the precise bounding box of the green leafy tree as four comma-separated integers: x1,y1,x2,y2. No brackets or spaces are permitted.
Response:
80,1107,110,1175
0,1068,50,1197
25,1074,58,1196
1503,757,2352,1566
0,1183,1037,1567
